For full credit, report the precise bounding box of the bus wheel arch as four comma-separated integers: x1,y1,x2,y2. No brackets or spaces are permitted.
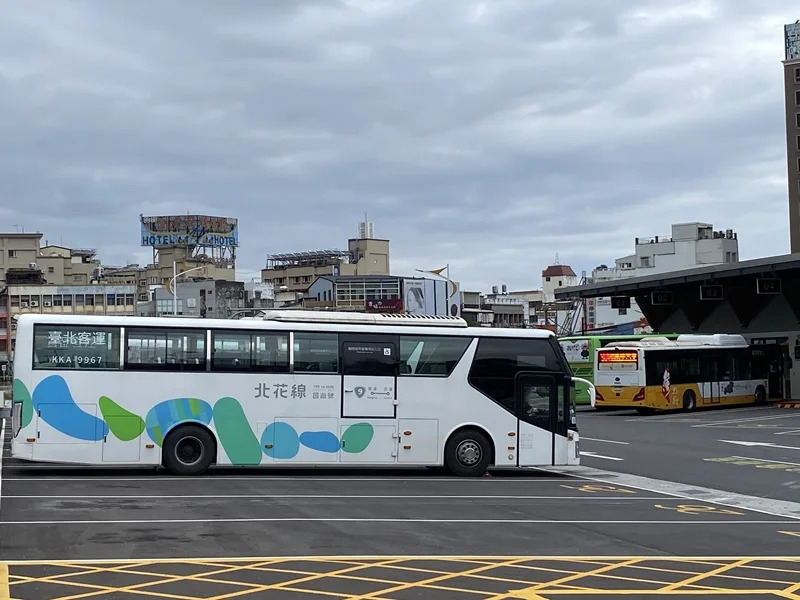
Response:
161,423,217,476
444,425,494,477
755,385,767,405
682,389,697,412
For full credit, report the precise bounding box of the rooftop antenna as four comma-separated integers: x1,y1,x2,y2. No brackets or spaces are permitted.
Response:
554,253,560,265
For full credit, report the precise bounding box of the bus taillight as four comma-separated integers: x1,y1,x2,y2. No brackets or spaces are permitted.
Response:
595,390,605,403
633,387,645,402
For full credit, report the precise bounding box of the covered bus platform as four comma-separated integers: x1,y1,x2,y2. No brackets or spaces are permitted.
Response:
555,253,800,402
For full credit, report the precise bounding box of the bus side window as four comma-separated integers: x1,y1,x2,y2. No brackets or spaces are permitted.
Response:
32,324,121,370
468,338,562,411
399,336,470,377
293,332,339,373
342,335,398,377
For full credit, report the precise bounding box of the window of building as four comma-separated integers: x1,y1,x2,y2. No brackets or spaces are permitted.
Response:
293,332,338,373
9,296,19,308
211,330,289,372
63,295,72,307
33,324,121,370
139,293,148,301
796,113,800,128
796,67,800,81
125,294,135,305
796,90,800,106
342,336,398,377
125,328,206,370
797,135,800,152
468,337,564,411
7,250,16,258
399,336,471,376
641,256,651,267
47,267,54,273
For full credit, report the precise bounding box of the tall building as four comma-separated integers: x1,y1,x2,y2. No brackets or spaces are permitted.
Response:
785,21,800,252
585,222,739,330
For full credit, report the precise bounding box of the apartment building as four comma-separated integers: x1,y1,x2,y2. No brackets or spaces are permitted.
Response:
585,222,739,330
0,233,42,283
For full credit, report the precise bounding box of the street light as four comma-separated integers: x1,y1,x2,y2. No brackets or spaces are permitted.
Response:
168,261,207,316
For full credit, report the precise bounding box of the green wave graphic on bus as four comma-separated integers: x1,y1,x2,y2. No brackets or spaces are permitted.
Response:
14,375,374,461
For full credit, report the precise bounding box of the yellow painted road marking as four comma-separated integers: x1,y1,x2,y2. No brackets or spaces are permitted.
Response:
8,556,800,599
560,483,635,494
0,563,9,600
779,530,800,537
654,503,745,515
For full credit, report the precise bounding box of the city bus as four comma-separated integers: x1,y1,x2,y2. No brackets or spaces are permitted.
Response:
10,311,592,476
558,333,678,406
593,334,769,413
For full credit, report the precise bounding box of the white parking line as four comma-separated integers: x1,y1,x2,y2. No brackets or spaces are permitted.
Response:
0,475,571,482
0,494,670,500
581,437,629,445
536,465,800,520
730,455,800,467
581,451,623,461
693,414,800,428
0,517,789,525
775,429,800,436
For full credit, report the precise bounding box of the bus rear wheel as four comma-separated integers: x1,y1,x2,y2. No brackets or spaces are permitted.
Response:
755,386,767,406
682,389,696,412
162,424,215,476
444,429,492,477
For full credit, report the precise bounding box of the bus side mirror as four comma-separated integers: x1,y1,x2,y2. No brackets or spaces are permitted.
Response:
570,376,596,408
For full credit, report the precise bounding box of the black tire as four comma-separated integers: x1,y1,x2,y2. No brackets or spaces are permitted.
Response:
444,428,492,477
755,386,767,406
683,389,696,412
162,424,215,476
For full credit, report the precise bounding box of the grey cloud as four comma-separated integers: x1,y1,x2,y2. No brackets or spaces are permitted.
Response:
0,0,796,293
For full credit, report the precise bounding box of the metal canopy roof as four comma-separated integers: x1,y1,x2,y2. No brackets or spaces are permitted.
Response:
555,253,800,300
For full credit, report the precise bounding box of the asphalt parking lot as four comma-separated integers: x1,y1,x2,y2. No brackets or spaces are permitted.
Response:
2,416,800,599
578,403,800,503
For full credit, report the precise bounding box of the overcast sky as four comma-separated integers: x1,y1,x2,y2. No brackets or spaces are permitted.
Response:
1,0,797,292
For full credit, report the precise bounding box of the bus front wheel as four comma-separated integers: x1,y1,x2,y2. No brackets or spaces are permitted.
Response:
444,428,492,477
163,424,216,476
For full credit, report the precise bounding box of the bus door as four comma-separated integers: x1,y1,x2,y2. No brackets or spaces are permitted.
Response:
339,334,399,419
514,372,568,466
699,353,723,405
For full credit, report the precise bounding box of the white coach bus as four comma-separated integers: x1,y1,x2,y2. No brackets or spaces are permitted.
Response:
10,311,588,476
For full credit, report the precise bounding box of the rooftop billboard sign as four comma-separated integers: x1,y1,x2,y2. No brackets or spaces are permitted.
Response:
140,215,239,248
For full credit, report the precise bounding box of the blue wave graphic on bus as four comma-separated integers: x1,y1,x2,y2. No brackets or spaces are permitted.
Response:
32,375,109,441
25,375,374,460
